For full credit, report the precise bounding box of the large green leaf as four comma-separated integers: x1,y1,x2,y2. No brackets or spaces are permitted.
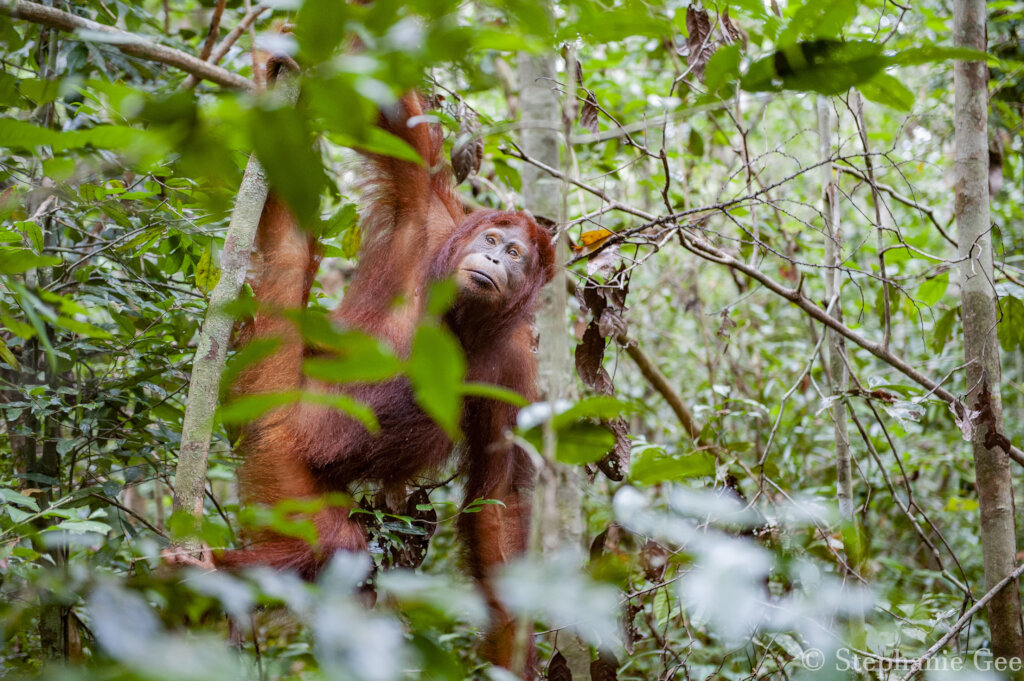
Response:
407,325,466,438
0,248,60,274
742,40,888,95
630,446,716,485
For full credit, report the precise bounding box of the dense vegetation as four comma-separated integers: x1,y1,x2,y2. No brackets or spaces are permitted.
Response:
1,0,1023,679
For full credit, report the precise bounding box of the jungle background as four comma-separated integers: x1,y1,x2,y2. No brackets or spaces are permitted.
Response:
1,0,1024,679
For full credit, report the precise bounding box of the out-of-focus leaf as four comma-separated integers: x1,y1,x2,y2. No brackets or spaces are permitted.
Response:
742,40,887,95
195,242,220,294
52,519,112,535
858,72,915,111
0,248,60,273
998,296,1024,352
407,325,465,438
251,104,328,230
630,446,716,485
220,390,378,432
916,271,949,306
0,487,39,511
302,331,402,384
778,0,859,44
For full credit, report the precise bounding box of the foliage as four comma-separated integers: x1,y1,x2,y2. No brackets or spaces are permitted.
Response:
1,0,1023,679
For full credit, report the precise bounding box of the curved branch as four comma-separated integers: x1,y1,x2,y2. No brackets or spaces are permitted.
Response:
1,0,253,91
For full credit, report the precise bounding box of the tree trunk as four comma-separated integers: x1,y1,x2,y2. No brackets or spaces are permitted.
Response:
954,0,1024,659
816,97,854,530
518,49,588,678
170,74,299,552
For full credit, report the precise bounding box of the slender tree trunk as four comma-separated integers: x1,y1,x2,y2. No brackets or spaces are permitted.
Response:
170,74,299,552
816,97,854,530
518,48,587,679
954,0,1024,658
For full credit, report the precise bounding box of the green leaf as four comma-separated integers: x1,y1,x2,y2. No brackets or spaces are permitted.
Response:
0,248,60,274
302,331,402,384
742,40,887,95
251,104,328,230
778,0,860,44
356,127,424,164
0,487,39,511
552,395,635,429
931,307,958,353
407,325,466,438
54,316,113,339
218,391,300,425
858,72,915,111
894,45,990,66
704,43,742,95
554,422,617,465
630,447,716,485
998,296,1024,352
0,337,19,369
295,0,352,63
461,382,529,407
195,241,220,294
341,224,362,259
322,203,359,240
916,272,949,306
219,389,378,432
52,519,112,535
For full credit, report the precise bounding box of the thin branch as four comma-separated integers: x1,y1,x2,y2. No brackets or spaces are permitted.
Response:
901,561,1024,680
197,0,227,62
620,334,701,441
182,3,269,90
837,164,957,248
512,144,1024,468
2,0,253,90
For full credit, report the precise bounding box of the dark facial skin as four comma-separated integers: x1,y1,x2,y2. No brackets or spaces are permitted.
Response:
456,223,532,305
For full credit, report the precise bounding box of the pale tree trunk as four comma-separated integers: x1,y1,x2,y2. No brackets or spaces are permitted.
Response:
816,97,854,532
518,50,587,678
170,74,299,553
954,0,1024,658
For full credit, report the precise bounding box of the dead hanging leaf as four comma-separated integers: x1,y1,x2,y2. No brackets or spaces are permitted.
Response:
587,244,620,278
579,89,600,133
685,4,716,82
720,7,748,47
716,308,737,341
590,649,620,681
950,401,980,441
547,651,572,681
451,134,483,184
596,417,630,481
533,214,558,235
576,322,612,393
622,602,640,654
598,307,627,340
575,276,632,481
641,539,669,582
770,0,782,16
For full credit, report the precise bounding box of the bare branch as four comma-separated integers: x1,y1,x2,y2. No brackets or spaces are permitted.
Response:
511,144,1024,468
901,561,1024,680
198,0,227,61
2,0,253,90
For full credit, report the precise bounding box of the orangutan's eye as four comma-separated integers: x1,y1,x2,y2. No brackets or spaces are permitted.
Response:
508,248,520,260
485,235,497,245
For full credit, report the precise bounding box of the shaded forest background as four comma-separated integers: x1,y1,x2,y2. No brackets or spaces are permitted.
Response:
1,0,1024,679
